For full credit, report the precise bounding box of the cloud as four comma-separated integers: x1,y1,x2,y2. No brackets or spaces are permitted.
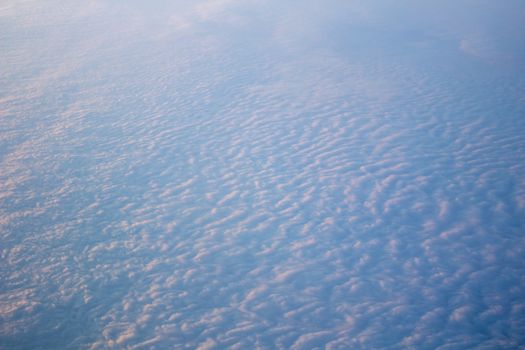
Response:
458,35,514,64
1,0,525,349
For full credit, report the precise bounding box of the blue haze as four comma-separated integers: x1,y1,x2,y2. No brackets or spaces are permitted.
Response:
1,1,525,349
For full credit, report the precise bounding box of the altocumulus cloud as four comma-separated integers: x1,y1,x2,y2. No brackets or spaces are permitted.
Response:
1,0,525,349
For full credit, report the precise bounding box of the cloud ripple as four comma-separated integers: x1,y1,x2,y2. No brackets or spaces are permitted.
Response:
1,1,525,349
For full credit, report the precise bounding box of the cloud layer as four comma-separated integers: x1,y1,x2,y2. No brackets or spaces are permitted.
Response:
1,1,525,349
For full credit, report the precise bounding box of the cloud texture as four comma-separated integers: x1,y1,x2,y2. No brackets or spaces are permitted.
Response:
1,1,525,349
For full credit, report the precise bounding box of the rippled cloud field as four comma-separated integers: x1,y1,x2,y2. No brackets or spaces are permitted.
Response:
1,1,525,349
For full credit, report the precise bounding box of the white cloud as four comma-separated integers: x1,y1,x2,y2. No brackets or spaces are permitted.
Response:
1,0,525,349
